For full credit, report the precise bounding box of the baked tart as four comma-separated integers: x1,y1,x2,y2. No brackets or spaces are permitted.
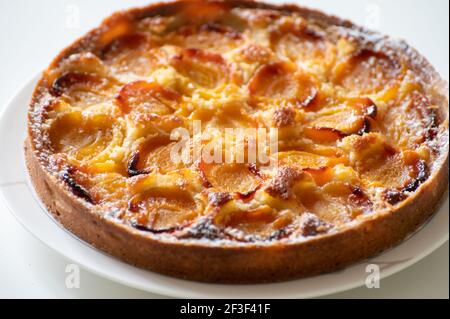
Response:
26,0,449,283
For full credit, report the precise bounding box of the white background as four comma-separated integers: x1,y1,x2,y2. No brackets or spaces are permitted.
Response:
0,0,448,298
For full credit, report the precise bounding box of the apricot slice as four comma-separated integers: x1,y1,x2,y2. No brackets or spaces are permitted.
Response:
49,71,117,108
307,199,351,224
100,33,149,59
277,151,345,170
215,206,276,229
310,111,364,136
170,48,230,88
380,92,439,149
346,97,378,119
297,183,372,224
100,33,163,79
97,14,134,47
303,167,334,186
412,93,439,141
342,134,429,191
127,172,200,232
129,188,198,232
87,173,127,207
295,181,360,224
297,73,320,109
127,135,186,176
178,0,227,23
50,72,104,97
197,161,262,195
361,154,409,188
52,53,108,78
248,62,318,107
167,23,243,53
49,112,115,161
116,81,180,114
247,62,287,97
401,151,429,193
272,20,330,67
340,133,395,169
307,98,378,137
218,209,278,239
213,204,297,240
334,49,401,93
303,127,347,144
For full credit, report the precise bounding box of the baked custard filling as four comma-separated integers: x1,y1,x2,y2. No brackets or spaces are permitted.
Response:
29,2,448,244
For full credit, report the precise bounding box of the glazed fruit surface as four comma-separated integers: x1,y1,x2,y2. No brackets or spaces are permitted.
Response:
29,1,448,243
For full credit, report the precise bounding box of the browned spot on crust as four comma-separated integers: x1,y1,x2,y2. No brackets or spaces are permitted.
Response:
412,93,439,141
236,185,262,202
300,87,319,109
302,27,325,41
236,190,257,202
248,163,263,179
353,97,378,135
266,167,302,199
130,222,180,234
59,167,93,204
299,213,331,237
177,217,224,240
199,23,242,39
208,192,232,207
273,107,296,128
195,160,213,188
267,226,294,241
127,151,149,177
383,188,406,205
348,187,373,213
403,159,429,193
365,100,378,119
239,44,272,64
381,156,429,205
357,118,372,136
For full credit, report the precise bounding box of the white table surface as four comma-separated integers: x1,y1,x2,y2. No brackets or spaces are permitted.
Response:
0,0,448,299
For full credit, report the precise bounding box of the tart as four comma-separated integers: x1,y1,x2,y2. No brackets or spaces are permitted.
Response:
25,0,449,283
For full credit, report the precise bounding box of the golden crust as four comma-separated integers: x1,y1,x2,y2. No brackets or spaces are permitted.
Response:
26,0,449,283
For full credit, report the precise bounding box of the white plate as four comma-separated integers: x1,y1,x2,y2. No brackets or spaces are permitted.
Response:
0,75,448,299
